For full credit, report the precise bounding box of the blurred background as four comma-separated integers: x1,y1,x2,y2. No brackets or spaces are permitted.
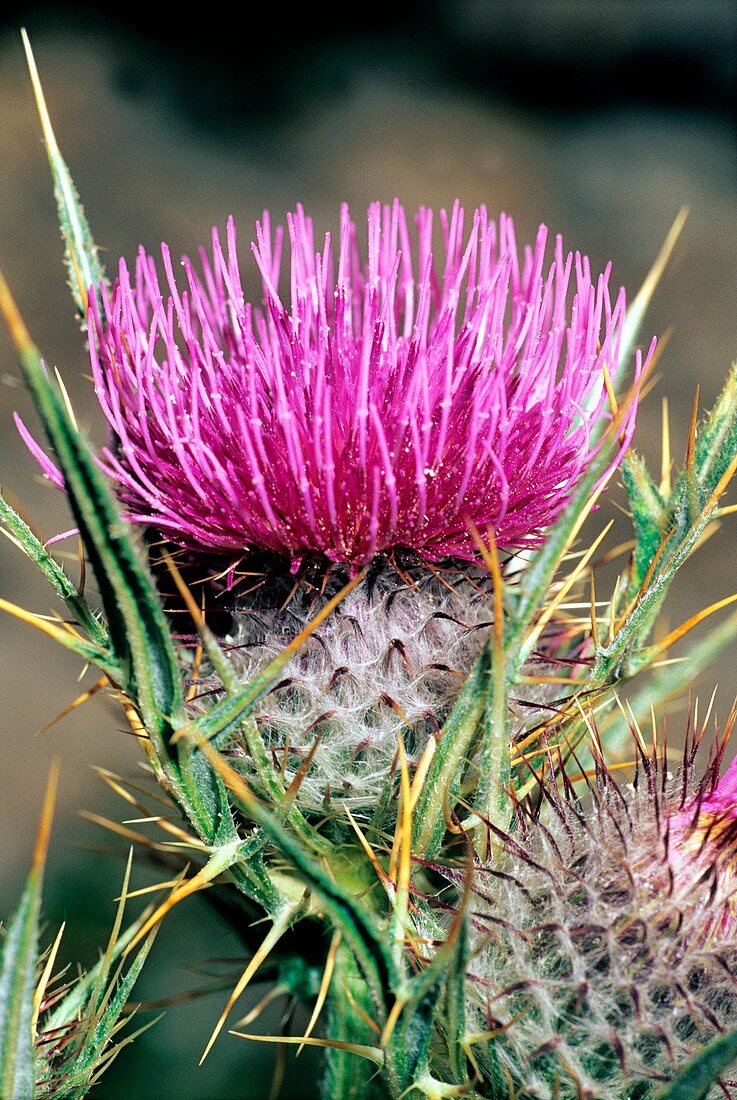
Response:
0,2,735,1096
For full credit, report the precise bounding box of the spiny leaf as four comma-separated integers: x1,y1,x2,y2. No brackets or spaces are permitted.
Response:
324,942,388,1100
37,855,161,1098
56,930,158,1099
0,275,183,759
622,452,667,594
182,734,397,1025
0,763,58,1100
0,875,38,1099
412,648,489,859
653,1028,737,1099
622,364,737,628
594,438,737,682
692,362,737,504
0,489,109,649
386,854,472,1092
442,907,469,1086
44,903,155,1034
22,30,107,325
0,595,114,670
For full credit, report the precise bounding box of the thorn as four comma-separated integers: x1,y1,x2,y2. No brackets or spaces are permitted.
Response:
21,30,60,157
601,364,623,442
32,757,60,875
409,736,436,813
31,921,65,1034
345,809,393,894
660,396,672,497
643,592,737,661
233,983,289,1030
201,904,301,1064
536,522,614,639
589,572,600,649
228,1030,384,1065
296,930,341,1055
0,268,35,354
38,675,107,735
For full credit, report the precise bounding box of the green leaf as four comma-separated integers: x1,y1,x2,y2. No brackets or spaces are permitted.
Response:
22,30,107,326
190,737,397,1026
442,909,469,1086
622,452,667,594
38,853,162,1099
0,765,58,1100
44,902,151,1034
389,865,472,1093
594,454,737,684
692,363,737,504
613,365,737,667
412,648,489,859
0,876,39,1099
0,288,183,757
57,931,158,1100
252,814,395,1020
0,489,109,649
323,943,389,1100
653,1029,737,1099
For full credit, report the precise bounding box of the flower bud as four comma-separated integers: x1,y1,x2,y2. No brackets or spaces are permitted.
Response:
465,742,737,1097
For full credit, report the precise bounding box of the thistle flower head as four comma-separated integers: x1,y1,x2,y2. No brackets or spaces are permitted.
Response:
460,730,737,1098
75,201,643,572
14,202,649,817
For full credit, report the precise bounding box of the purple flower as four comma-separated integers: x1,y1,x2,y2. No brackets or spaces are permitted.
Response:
22,202,649,570
668,750,737,939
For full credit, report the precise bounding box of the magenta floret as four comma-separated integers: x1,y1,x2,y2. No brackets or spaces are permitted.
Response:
29,201,650,569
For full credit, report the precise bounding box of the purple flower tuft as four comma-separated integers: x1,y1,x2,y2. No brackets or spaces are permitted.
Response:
668,750,737,939
39,202,650,569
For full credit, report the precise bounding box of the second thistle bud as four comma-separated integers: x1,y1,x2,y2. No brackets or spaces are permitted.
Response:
463,740,737,1098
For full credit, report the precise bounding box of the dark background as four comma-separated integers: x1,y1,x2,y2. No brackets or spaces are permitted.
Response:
0,3,736,1097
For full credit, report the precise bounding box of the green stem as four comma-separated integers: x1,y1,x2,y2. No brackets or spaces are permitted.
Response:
412,648,490,858
322,943,389,1100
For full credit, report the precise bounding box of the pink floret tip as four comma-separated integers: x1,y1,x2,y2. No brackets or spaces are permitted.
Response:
65,202,652,569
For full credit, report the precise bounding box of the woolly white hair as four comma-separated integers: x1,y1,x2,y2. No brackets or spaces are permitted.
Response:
207,563,494,813
464,756,737,1099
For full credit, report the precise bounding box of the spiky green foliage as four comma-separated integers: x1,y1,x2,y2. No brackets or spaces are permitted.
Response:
21,31,106,326
0,771,159,1100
